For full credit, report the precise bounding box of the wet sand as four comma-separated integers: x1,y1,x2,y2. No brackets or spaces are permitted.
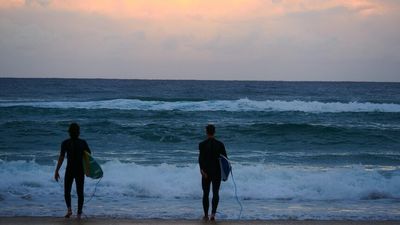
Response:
0,217,399,225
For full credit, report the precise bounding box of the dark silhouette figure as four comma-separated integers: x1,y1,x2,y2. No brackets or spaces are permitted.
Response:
198,124,227,221
54,123,91,219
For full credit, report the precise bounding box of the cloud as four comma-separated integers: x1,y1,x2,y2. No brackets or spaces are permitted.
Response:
0,0,23,8
0,0,399,81
0,0,387,18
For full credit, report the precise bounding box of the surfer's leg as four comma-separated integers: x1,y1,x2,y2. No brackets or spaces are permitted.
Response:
64,172,73,217
76,173,85,215
202,177,211,217
211,178,221,215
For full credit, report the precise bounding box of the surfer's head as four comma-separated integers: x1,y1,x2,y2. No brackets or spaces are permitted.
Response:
206,124,215,137
68,123,80,139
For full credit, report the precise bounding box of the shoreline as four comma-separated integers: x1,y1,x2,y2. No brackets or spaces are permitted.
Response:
1,217,399,225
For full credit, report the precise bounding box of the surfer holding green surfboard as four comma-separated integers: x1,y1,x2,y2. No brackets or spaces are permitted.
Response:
54,123,92,219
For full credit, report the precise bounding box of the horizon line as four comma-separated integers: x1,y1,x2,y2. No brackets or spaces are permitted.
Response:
0,76,399,84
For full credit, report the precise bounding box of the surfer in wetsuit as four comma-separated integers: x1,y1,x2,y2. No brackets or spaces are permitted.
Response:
198,124,227,221
54,123,91,219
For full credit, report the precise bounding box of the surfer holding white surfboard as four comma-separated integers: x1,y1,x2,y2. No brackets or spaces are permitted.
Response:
54,123,92,219
199,124,228,221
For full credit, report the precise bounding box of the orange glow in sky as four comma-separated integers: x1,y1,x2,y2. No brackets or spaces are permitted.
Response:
0,0,386,19
0,0,398,81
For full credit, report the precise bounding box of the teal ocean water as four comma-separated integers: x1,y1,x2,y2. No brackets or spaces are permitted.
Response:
0,78,399,219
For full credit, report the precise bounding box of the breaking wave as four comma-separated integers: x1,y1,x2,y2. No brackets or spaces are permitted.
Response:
1,98,400,113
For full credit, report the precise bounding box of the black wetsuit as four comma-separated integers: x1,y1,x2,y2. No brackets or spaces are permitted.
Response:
198,137,227,216
60,138,91,214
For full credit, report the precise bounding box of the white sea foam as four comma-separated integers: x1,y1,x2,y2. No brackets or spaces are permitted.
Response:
1,160,400,219
1,98,400,113
1,160,399,202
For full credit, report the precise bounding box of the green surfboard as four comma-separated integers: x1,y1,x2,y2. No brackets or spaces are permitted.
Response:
83,151,103,179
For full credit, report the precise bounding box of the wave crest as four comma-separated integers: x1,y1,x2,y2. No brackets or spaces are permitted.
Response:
1,98,400,113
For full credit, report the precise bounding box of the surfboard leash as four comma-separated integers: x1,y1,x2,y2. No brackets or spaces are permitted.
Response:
85,176,102,204
81,177,102,219
230,166,243,219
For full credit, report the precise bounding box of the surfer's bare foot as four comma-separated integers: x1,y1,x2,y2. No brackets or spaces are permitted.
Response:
202,215,209,221
77,214,82,220
64,209,72,218
210,214,216,221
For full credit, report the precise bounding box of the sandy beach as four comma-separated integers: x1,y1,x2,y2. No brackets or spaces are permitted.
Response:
0,217,399,225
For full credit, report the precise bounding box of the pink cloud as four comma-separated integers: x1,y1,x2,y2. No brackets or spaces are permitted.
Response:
0,0,387,19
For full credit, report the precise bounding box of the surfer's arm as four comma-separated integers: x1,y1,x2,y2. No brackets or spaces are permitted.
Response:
54,145,65,182
220,143,227,158
200,169,208,179
84,140,91,154
54,154,64,182
198,143,207,178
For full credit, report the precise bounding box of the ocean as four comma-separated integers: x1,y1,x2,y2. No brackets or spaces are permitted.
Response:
0,78,399,220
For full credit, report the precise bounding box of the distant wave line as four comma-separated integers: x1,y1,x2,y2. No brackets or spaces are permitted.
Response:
1,98,400,113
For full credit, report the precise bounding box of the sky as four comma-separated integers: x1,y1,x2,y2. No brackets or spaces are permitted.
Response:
0,0,399,81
